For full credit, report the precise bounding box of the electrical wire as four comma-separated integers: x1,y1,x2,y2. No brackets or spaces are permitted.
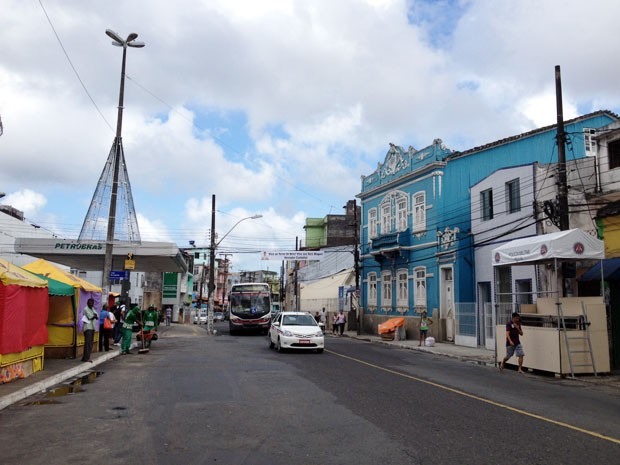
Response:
38,0,113,132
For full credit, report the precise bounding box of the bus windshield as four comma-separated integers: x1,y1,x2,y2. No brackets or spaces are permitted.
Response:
229,291,270,317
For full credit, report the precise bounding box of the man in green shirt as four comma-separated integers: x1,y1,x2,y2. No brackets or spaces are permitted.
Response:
121,304,141,354
143,304,159,348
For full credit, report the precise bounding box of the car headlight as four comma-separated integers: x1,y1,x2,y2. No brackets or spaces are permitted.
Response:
281,329,293,337
312,331,324,338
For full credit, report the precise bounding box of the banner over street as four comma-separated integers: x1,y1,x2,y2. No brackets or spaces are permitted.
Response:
261,251,324,261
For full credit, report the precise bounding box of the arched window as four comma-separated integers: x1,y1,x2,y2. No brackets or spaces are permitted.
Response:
379,191,409,235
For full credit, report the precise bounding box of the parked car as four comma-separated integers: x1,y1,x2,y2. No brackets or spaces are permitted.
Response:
194,310,208,325
268,311,324,353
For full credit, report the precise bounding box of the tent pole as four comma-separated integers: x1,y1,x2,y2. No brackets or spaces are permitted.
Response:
600,259,604,297
555,257,563,376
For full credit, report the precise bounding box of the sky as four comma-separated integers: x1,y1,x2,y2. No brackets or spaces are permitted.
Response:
2,0,620,274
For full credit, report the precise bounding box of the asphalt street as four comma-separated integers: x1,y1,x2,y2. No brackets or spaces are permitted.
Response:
0,322,618,465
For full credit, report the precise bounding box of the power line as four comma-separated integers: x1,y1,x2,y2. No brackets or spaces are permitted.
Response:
38,0,113,132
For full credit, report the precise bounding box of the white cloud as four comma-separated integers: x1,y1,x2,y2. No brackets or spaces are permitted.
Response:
2,189,47,217
2,0,620,271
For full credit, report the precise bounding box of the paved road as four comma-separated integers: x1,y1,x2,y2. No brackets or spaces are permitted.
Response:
1,322,618,465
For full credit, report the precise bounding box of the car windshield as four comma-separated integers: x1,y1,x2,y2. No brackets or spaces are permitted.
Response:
282,314,318,326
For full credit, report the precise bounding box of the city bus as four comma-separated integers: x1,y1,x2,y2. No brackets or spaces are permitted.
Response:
228,283,272,335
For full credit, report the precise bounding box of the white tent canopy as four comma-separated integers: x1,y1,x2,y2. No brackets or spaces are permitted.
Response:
492,229,605,266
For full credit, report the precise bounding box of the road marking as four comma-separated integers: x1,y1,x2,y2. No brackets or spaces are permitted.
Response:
327,349,620,445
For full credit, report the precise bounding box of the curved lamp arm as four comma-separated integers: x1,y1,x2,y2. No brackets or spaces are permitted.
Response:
215,214,262,247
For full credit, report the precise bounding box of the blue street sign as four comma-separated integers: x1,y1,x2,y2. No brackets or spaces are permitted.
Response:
109,270,129,280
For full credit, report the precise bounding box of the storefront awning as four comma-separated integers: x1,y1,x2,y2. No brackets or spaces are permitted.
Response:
579,257,620,281
492,229,605,266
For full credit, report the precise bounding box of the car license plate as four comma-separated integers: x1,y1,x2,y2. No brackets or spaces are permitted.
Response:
299,339,311,344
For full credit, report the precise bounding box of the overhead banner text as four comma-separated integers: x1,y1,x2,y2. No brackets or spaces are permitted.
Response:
261,251,325,261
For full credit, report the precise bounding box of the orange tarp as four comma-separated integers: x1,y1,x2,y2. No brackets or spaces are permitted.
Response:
378,317,405,334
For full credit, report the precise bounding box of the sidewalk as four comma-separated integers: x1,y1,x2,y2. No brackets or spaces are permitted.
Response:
0,326,164,411
341,331,496,364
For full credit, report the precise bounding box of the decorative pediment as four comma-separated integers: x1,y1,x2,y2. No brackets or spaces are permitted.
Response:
380,143,410,179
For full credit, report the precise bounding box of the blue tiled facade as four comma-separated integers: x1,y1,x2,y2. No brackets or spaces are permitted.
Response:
357,111,618,342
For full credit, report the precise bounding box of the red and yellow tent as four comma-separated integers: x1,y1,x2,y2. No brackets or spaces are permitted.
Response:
0,258,49,384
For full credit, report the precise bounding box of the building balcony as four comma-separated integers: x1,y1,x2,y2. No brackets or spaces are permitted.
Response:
369,229,412,254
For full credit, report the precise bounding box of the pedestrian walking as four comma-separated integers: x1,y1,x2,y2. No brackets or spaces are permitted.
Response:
418,311,433,346
81,298,98,362
500,312,525,373
335,310,347,336
121,304,141,355
165,306,172,326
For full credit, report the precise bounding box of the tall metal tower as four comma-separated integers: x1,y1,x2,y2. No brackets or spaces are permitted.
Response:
78,140,141,242
80,29,144,296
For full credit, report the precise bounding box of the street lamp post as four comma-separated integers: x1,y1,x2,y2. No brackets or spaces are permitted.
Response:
101,30,144,299
206,194,262,334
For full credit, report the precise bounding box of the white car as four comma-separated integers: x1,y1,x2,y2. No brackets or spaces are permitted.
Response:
269,311,324,353
194,310,208,325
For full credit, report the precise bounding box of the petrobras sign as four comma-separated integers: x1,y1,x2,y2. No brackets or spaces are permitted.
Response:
261,251,325,261
54,241,104,251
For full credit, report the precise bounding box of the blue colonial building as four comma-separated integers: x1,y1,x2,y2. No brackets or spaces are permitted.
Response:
357,110,619,345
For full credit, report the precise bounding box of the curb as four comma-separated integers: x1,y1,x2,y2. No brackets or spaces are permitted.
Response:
346,334,496,365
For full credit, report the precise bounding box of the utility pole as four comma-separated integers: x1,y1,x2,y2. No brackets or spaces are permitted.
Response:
220,253,232,311
294,236,299,311
555,65,573,297
197,253,206,307
353,199,361,334
208,194,216,334
555,65,570,231
280,260,285,310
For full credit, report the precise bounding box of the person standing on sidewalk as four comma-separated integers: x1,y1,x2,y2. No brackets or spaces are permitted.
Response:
121,304,141,355
500,313,525,373
112,303,123,346
165,306,172,326
102,306,116,351
81,298,98,362
418,311,433,346
98,304,109,352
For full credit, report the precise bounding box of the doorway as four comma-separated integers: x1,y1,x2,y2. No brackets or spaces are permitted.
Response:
440,266,454,341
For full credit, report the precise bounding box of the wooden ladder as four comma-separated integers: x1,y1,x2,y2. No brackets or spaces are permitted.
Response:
557,301,597,378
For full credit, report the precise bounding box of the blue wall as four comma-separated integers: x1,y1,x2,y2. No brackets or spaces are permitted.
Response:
359,112,617,324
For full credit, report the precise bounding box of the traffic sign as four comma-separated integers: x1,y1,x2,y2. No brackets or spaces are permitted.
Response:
109,270,129,280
